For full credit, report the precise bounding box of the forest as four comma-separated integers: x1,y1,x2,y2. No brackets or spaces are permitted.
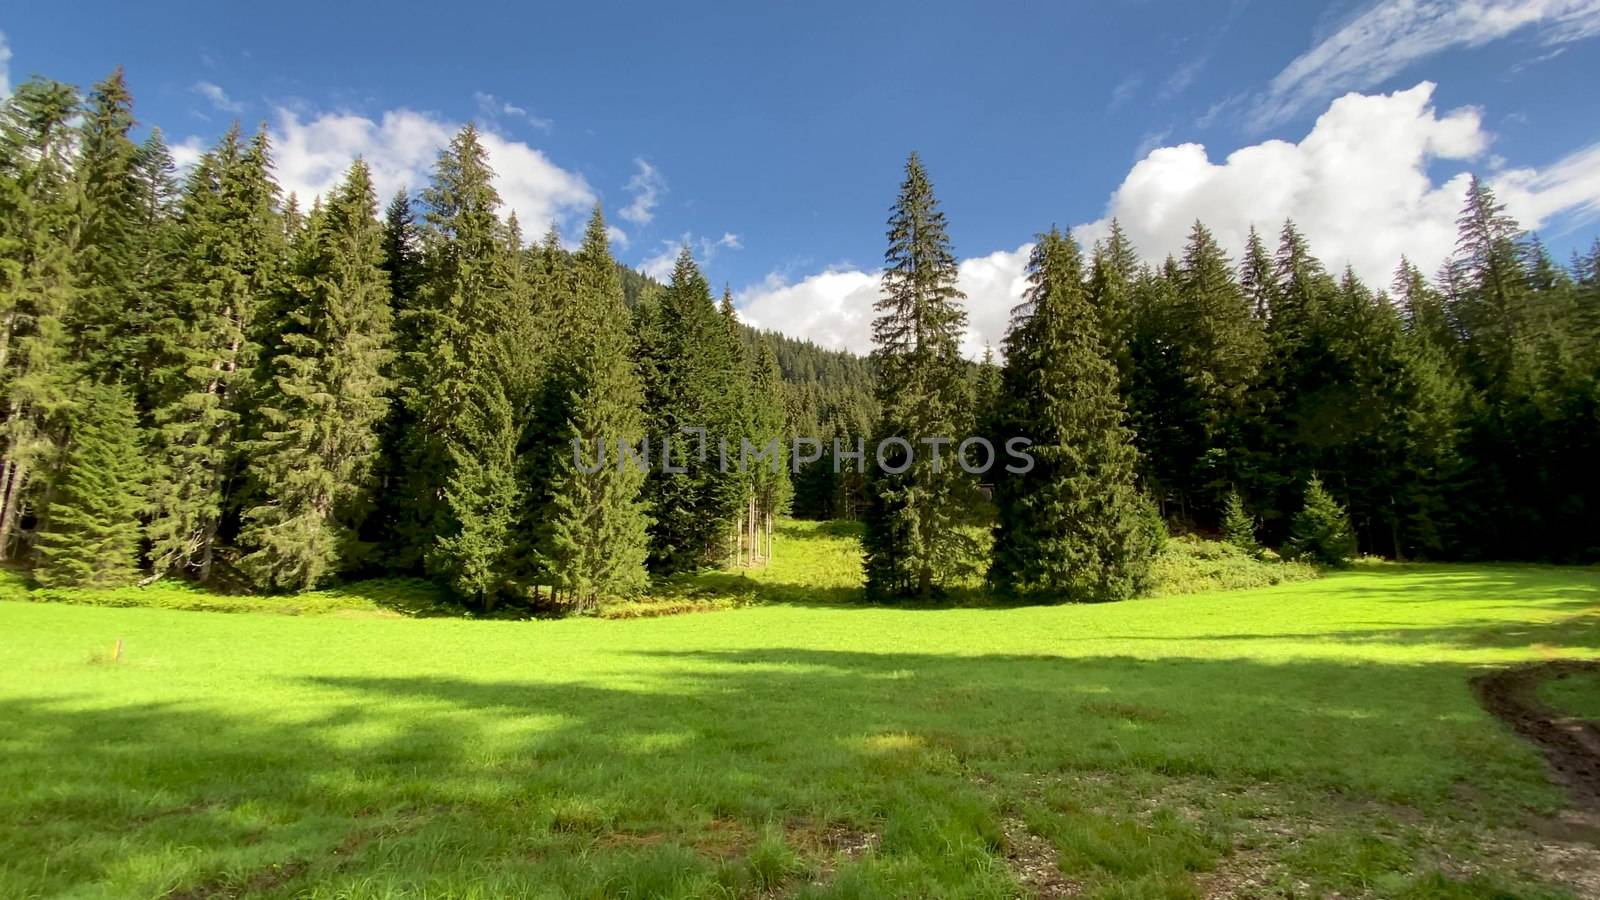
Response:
2,68,1597,611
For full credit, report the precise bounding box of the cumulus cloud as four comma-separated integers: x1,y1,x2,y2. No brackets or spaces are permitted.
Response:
0,31,12,99
621,158,665,226
269,106,594,238
1079,81,1600,288
192,81,244,114
742,81,1600,358
1251,0,1600,128
170,135,208,173
736,246,1031,360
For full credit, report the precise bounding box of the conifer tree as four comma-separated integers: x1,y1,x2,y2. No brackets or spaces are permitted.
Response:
638,250,742,571
404,124,525,604
239,161,394,591
989,229,1154,601
1220,490,1258,555
1085,219,1140,390
68,69,145,381
0,79,82,560
541,207,650,606
145,125,284,582
1166,221,1264,523
34,381,147,587
862,153,976,600
1288,475,1357,566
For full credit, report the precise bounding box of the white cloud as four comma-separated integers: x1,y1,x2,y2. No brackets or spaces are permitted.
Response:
1078,81,1600,288
736,269,883,354
192,81,244,114
170,135,208,173
606,224,629,249
0,31,12,99
620,158,665,225
269,106,594,238
1252,0,1600,128
742,81,1600,358
639,231,742,281
736,245,1031,360
472,91,552,131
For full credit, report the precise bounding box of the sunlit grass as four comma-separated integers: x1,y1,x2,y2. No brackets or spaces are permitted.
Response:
1,526,1597,897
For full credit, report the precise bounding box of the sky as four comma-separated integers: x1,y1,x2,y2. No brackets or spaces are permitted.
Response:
4,0,1600,357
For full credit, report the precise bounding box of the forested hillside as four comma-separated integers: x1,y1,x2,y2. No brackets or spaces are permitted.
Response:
2,68,1596,612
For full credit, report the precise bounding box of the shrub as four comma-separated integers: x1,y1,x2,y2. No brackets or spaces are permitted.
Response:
1288,476,1358,566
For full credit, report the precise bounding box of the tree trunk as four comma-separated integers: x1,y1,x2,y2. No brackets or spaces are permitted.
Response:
0,459,27,561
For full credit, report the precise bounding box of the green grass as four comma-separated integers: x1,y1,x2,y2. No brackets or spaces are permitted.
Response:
1537,668,1600,720
2,525,1598,897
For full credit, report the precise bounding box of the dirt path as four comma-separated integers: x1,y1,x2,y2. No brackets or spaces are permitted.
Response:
1473,660,1600,811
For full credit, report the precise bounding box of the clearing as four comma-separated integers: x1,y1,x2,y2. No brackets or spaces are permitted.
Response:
2,530,1599,898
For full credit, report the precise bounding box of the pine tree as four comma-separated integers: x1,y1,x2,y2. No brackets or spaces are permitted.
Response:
989,229,1154,601
405,124,525,604
145,125,284,582
638,249,743,571
1166,221,1265,524
1288,475,1357,566
541,207,650,607
68,69,145,382
34,381,147,588
1221,490,1258,555
1085,219,1140,390
0,78,82,561
239,161,394,591
862,153,976,600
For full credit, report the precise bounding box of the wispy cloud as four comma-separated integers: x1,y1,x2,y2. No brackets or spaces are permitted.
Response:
620,158,666,226
192,80,244,114
473,91,553,131
0,31,14,99
1108,75,1143,111
639,231,741,281
1249,0,1600,129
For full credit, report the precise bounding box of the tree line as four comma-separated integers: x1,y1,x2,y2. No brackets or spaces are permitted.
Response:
0,70,790,608
4,68,1596,610
859,153,1599,602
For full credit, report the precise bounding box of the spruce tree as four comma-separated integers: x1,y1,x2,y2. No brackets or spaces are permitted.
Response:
0,79,82,561
405,124,525,604
1288,475,1357,566
1220,490,1258,555
239,161,394,591
862,153,976,600
989,228,1154,602
34,381,147,588
638,249,742,571
541,207,650,607
68,69,145,382
145,125,284,582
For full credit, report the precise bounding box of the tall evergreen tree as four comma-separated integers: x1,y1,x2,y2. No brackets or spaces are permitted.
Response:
541,207,650,607
862,153,976,599
989,229,1154,601
403,124,526,604
34,381,147,587
0,79,82,560
239,161,394,591
637,250,743,571
68,69,145,381
145,125,284,582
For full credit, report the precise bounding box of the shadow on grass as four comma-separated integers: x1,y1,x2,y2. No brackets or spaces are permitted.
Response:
0,646,1568,897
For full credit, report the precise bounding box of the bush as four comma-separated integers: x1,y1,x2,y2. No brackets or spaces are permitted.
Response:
1288,476,1358,566
1149,535,1317,596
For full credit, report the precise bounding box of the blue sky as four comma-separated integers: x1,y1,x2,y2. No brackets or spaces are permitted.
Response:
4,1,1599,354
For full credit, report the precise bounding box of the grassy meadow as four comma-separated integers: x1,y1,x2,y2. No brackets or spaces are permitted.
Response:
2,522,1598,898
